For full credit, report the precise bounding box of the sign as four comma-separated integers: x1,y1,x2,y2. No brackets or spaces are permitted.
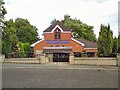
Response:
46,40,69,44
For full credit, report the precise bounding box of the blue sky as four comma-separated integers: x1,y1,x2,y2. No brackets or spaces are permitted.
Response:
4,0,119,38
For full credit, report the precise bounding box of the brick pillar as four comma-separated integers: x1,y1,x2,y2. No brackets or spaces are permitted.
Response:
48,54,53,62
117,53,120,67
40,54,46,64
0,54,5,62
69,52,74,64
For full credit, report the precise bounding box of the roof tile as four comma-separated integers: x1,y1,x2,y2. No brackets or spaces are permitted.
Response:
75,38,97,48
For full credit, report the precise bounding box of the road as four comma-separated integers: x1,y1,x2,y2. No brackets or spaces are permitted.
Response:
2,63,118,88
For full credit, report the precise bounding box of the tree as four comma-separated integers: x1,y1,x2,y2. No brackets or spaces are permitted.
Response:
0,0,7,27
118,32,120,53
0,0,7,54
2,18,39,57
50,18,57,24
17,42,33,58
97,24,113,56
15,18,39,44
51,15,97,42
112,37,118,55
2,19,18,57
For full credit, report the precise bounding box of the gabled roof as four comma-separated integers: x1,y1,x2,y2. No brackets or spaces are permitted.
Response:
43,20,71,32
31,39,44,47
75,38,97,48
71,38,85,46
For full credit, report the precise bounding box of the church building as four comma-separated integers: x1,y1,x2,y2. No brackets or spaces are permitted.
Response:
31,21,97,62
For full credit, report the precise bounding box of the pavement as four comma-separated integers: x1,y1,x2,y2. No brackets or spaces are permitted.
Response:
1,63,118,88
2,63,118,71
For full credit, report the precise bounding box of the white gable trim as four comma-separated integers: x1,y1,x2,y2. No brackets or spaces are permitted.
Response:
71,38,84,46
84,48,97,49
31,39,44,47
62,31,71,33
44,31,71,34
51,25,63,32
44,32,53,33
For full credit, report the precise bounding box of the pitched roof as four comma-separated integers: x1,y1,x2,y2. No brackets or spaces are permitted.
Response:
31,39,44,47
43,20,71,32
71,38,84,46
75,38,97,48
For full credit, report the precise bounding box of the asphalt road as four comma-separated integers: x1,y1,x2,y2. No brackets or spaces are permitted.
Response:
2,63,118,88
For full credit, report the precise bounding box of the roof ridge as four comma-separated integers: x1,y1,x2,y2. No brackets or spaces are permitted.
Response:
43,20,71,32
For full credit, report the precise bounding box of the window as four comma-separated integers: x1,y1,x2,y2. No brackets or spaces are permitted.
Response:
54,29,61,39
55,32,57,39
58,32,61,39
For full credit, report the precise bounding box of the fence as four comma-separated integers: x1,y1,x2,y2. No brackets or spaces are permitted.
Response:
4,58,40,64
4,52,34,58
2,54,49,64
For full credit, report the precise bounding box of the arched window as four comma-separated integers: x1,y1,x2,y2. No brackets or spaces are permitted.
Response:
54,29,61,39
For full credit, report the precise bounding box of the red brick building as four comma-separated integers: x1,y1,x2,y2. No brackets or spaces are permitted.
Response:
31,21,97,62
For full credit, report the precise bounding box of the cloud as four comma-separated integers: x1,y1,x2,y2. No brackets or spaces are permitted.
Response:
4,0,118,38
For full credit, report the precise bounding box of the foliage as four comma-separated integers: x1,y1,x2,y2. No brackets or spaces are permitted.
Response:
51,15,97,42
2,19,18,57
97,24,113,56
112,37,118,54
0,0,7,27
118,32,120,53
50,18,57,24
17,42,33,58
0,0,7,54
2,18,39,57
15,18,39,44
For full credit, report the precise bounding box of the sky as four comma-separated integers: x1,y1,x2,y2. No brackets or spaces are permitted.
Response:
4,0,119,39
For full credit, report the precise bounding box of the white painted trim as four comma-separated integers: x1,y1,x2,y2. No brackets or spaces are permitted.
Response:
44,47,72,49
44,31,71,34
71,38,84,46
44,32,53,33
62,31,71,33
51,25,63,32
31,39,44,47
84,48,97,49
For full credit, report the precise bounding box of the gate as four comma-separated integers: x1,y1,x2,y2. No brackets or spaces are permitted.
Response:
53,53,69,62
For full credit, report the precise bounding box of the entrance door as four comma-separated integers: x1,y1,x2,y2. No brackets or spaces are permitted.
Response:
53,53,69,62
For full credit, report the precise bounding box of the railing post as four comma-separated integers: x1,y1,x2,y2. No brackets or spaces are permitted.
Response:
69,52,74,64
39,54,46,64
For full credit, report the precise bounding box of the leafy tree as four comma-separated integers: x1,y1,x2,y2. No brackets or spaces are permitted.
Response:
97,24,113,56
2,19,18,57
2,18,38,57
0,0,7,54
17,42,33,57
15,18,39,44
118,32,120,53
112,37,118,55
0,0,7,27
51,15,97,42
51,18,57,24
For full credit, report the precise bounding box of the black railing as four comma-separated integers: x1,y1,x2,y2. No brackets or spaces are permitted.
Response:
5,52,34,58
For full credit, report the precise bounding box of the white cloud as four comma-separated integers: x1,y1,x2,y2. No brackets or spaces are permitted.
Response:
4,0,118,38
